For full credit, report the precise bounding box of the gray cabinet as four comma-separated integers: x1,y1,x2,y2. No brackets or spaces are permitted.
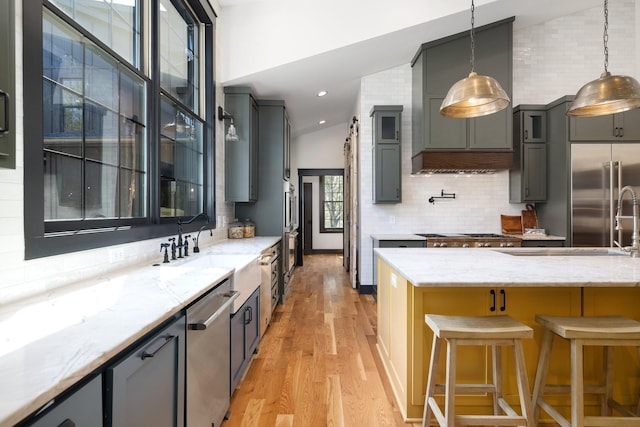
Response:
0,0,15,169
520,238,565,248
230,286,260,393
28,375,102,427
510,106,547,203
570,108,640,141
371,105,402,204
236,100,289,301
106,315,186,427
411,18,514,158
224,87,258,202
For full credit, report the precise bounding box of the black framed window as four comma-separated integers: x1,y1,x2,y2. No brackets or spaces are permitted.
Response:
319,175,343,233
24,0,216,259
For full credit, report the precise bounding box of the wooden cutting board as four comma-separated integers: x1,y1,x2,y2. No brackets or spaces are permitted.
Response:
501,215,522,235
521,204,538,231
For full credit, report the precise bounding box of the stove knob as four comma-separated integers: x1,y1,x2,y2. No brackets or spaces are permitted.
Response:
433,243,440,247
484,242,492,247
500,242,507,247
507,242,515,247
462,243,470,248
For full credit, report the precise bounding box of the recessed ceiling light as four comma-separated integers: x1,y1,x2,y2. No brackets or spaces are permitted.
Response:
319,120,327,124
317,90,328,97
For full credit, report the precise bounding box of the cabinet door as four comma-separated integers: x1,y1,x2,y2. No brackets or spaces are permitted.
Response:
617,109,640,140
0,0,15,168
230,308,246,393
583,287,640,407
30,375,103,427
522,111,546,143
107,316,186,427
249,97,259,200
373,144,401,203
500,288,581,406
375,111,401,144
426,97,467,149
570,114,616,141
244,287,260,358
470,107,512,150
523,144,547,201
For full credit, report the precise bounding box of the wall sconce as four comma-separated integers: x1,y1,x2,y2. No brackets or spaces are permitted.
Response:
218,106,239,142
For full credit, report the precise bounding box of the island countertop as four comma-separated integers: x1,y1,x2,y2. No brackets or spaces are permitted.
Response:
374,247,640,287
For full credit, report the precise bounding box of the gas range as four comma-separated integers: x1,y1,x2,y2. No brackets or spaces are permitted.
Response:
415,233,521,248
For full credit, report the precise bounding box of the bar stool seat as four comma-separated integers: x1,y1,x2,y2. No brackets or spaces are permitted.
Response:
532,315,640,427
422,314,534,427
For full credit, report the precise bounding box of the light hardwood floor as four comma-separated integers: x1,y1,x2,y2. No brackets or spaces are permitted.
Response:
222,253,419,427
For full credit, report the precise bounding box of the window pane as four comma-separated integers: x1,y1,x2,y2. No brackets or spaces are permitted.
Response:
120,119,146,170
120,169,146,218
321,175,343,231
85,44,119,111
159,97,203,218
49,0,140,67
85,102,119,165
44,152,82,220
85,161,118,218
120,66,145,123
43,80,83,157
159,0,199,112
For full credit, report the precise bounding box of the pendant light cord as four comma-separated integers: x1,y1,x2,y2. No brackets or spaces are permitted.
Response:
603,0,609,73
470,0,476,73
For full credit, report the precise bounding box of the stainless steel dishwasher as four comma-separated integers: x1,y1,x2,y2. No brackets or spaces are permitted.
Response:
186,279,238,427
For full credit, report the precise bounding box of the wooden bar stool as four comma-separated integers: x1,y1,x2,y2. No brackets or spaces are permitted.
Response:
532,315,640,427
422,314,534,427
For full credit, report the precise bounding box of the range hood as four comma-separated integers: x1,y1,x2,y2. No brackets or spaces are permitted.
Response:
411,150,512,174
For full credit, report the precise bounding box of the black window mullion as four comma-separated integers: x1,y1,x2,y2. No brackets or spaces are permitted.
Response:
149,0,161,224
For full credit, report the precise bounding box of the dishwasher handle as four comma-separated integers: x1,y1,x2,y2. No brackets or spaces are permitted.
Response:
188,291,239,330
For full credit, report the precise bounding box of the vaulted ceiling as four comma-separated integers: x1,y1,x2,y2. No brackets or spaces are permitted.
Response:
215,0,603,137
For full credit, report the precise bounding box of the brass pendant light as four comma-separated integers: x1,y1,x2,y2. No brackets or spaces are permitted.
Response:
568,0,640,117
440,0,510,118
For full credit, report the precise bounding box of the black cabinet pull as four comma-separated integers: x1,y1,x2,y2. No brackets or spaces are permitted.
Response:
0,90,9,134
524,129,529,140
140,334,176,360
500,289,506,312
244,306,253,324
58,419,75,427
490,289,496,312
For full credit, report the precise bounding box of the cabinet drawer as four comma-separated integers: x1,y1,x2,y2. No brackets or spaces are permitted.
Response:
378,240,426,248
29,375,102,427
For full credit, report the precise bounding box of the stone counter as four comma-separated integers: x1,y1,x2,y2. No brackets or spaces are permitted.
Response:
0,236,280,427
374,247,640,287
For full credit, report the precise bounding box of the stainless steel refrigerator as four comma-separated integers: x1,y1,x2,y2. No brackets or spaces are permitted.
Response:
570,144,640,247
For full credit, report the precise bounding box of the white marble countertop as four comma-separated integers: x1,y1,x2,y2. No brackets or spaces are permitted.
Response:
0,236,280,427
374,247,640,287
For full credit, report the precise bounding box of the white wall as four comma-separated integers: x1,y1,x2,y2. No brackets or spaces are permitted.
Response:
356,0,638,288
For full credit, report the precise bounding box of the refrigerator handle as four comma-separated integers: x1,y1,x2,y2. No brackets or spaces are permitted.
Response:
611,160,622,247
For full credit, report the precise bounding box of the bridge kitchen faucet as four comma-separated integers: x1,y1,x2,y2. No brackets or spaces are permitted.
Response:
177,213,209,258
614,185,640,257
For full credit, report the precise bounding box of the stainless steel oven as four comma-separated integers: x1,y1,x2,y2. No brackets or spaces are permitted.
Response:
417,233,521,248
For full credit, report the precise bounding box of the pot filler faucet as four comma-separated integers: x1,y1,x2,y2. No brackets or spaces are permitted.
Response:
614,185,640,257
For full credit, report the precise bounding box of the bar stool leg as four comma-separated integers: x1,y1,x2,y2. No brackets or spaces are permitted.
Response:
492,344,501,419
513,339,534,427
423,335,442,427
571,338,585,427
445,339,457,427
532,328,554,424
603,346,614,416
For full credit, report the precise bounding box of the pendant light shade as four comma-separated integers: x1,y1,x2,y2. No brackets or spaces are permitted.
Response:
568,0,640,117
440,1,510,118
440,71,510,118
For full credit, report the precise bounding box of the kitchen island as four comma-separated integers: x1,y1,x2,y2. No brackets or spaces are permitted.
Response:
374,247,640,422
